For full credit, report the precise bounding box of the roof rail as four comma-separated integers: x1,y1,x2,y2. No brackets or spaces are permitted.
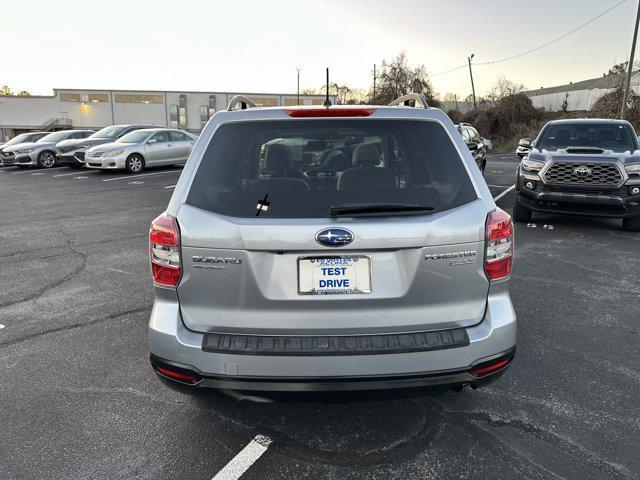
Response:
388,93,429,109
227,95,257,111
459,122,472,127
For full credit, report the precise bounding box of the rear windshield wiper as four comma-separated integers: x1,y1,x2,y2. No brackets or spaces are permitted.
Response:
330,203,434,216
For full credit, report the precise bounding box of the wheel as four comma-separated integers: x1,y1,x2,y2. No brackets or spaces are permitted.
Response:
37,150,56,168
513,198,532,223
125,154,145,174
622,215,640,232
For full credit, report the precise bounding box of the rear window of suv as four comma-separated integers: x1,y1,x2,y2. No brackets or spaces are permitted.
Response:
186,119,477,218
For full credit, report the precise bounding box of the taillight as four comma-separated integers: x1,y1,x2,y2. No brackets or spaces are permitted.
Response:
485,208,513,281
284,108,375,117
150,213,181,287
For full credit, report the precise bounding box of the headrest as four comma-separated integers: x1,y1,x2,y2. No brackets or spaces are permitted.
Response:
265,144,293,172
352,143,379,167
324,150,350,171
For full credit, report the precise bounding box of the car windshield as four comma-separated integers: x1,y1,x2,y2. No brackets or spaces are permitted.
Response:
117,130,152,144
537,123,637,153
38,131,71,143
3,133,30,146
90,126,124,139
187,119,477,218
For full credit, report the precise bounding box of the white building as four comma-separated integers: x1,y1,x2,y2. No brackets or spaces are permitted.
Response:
0,88,334,141
524,72,640,112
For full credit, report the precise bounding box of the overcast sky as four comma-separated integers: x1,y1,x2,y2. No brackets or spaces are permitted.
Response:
2,0,638,98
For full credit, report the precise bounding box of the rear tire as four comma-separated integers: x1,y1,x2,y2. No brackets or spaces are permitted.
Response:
37,150,56,168
513,199,532,223
622,215,640,232
125,154,145,174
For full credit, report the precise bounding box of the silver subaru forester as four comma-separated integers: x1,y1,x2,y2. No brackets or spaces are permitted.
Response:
148,94,516,393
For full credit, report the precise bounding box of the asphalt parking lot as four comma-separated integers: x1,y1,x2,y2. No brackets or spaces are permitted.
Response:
1,154,639,480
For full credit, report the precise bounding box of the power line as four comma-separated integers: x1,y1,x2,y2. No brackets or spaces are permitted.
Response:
431,0,627,76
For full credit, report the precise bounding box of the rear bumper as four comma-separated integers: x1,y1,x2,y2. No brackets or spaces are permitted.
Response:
148,285,517,392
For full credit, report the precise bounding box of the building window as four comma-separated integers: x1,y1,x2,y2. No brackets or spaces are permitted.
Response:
200,105,208,129
199,95,217,129
249,97,279,106
169,105,179,129
60,93,81,102
88,93,108,103
178,94,187,129
114,94,163,104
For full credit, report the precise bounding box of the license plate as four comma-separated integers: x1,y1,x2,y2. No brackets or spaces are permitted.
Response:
298,256,371,295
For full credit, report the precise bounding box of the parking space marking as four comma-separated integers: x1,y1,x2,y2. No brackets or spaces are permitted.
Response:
10,170,35,175
101,170,181,182
164,185,176,189
0,324,4,330
31,172,45,176
211,435,272,480
493,184,515,201
129,181,144,185
53,171,99,177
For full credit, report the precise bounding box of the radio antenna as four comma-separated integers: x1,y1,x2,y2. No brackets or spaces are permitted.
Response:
323,68,332,107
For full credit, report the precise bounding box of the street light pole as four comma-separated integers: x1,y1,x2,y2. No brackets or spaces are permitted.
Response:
373,63,377,101
297,69,300,106
621,0,640,119
468,54,477,110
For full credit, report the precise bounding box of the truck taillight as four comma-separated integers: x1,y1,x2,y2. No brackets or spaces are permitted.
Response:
150,213,181,287
485,208,513,281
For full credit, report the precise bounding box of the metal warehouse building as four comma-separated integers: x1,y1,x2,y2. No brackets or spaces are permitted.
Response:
0,88,333,141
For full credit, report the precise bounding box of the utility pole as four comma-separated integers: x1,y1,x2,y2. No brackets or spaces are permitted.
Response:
468,54,477,110
373,64,377,102
621,0,640,119
296,68,300,106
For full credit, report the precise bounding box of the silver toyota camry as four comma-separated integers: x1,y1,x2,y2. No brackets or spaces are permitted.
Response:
148,95,517,394
85,128,197,173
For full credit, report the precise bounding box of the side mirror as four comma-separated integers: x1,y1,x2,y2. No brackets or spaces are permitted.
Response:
147,138,157,144
466,142,479,152
518,138,532,148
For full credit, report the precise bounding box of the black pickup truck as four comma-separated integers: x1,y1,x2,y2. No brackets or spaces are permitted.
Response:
514,119,640,231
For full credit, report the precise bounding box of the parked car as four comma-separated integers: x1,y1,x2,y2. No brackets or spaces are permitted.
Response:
56,124,159,168
2,130,94,168
515,138,533,158
0,132,50,166
148,97,516,394
456,123,488,173
514,118,640,231
84,128,196,173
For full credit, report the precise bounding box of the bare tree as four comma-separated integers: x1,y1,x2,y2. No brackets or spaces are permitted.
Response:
486,76,526,103
368,52,439,106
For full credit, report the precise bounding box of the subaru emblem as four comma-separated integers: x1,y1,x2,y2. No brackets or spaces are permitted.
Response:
315,228,354,247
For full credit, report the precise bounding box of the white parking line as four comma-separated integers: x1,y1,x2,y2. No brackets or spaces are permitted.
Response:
0,324,5,330
101,170,181,182
211,435,272,480
493,184,516,201
10,169,35,175
164,184,176,189
53,171,99,177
